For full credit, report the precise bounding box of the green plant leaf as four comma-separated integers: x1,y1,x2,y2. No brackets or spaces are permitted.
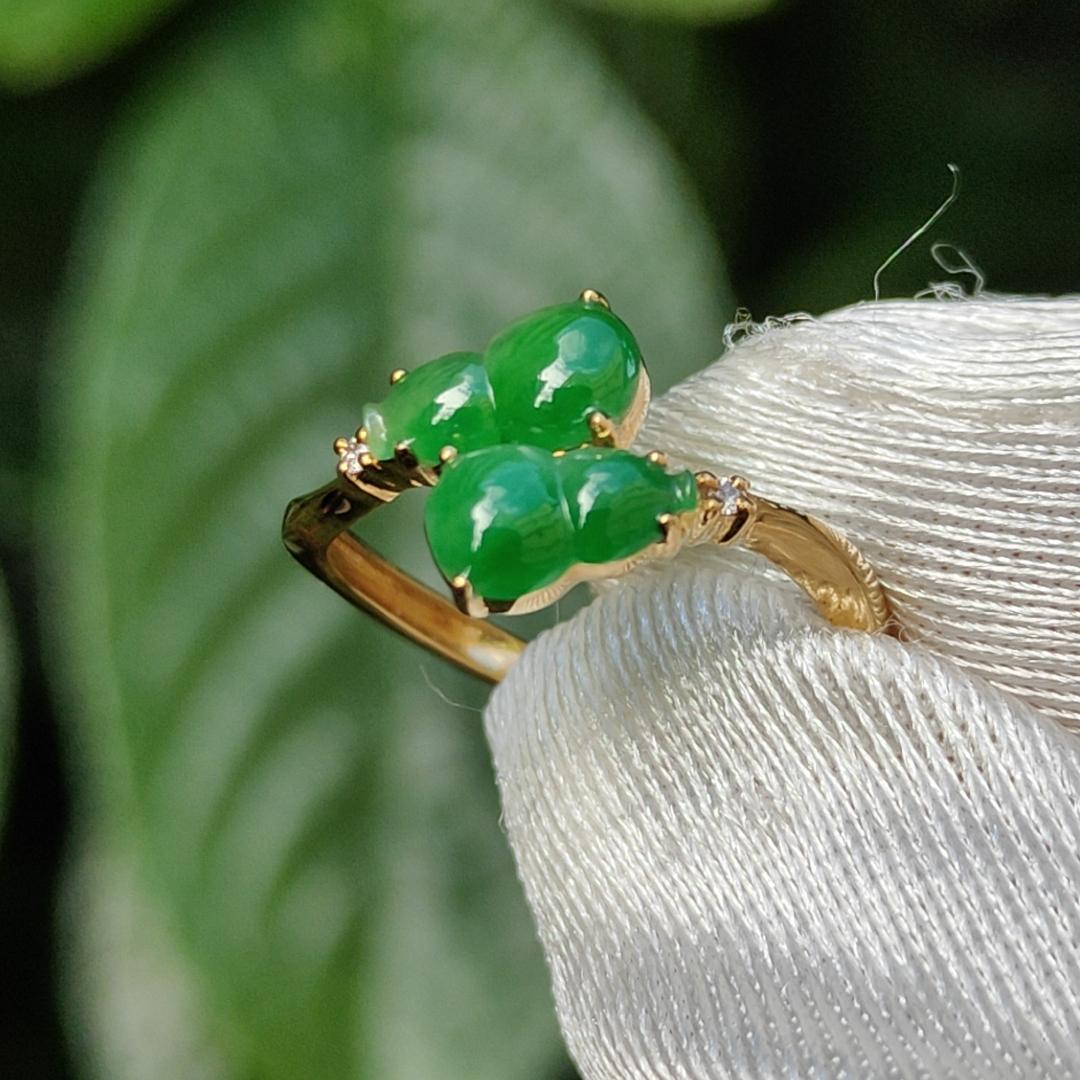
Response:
0,0,181,90
571,0,772,23
60,830,244,1080
51,0,728,1077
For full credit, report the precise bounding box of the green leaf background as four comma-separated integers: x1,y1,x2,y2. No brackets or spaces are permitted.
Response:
0,0,181,88
0,0,770,90
61,831,238,1080
51,0,728,1075
572,0,771,21
0,571,13,826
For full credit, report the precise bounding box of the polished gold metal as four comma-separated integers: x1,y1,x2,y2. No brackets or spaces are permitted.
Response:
283,460,525,684
594,377,651,449
283,450,894,685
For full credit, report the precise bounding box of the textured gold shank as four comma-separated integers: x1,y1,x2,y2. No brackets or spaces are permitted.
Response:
739,496,892,633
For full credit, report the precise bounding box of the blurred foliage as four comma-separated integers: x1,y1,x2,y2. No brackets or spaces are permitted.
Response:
60,831,239,1080
0,0,179,89
712,0,1080,311
571,0,771,21
1,0,1079,1077
0,572,12,824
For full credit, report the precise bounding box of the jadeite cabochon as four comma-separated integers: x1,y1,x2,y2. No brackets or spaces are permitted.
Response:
361,298,643,463
425,446,698,602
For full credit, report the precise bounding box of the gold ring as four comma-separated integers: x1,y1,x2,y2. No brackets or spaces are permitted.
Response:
283,291,894,684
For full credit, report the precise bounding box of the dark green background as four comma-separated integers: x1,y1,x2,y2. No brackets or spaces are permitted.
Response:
2,0,1078,1075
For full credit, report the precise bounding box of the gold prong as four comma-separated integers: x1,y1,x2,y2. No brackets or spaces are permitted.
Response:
731,475,751,491
695,470,719,496
390,368,407,385
450,575,469,613
355,426,368,443
333,436,349,454
359,451,376,469
579,287,610,310
552,449,566,458
646,450,668,467
438,445,458,465
587,409,615,447
393,441,419,469
657,512,676,541
450,575,488,618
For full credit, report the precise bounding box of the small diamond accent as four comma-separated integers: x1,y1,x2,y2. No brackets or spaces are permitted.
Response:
718,477,742,515
337,436,369,479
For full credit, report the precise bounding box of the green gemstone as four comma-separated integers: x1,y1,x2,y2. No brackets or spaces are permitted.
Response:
424,445,573,602
361,351,498,465
483,298,643,450
360,297,644,460
560,448,698,564
424,444,699,603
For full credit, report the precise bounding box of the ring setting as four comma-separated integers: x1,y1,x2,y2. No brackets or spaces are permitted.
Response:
284,290,893,682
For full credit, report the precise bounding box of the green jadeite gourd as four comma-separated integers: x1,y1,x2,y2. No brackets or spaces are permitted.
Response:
361,351,497,465
424,445,698,602
361,297,643,463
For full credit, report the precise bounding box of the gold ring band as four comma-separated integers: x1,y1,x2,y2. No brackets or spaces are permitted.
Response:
284,478,525,683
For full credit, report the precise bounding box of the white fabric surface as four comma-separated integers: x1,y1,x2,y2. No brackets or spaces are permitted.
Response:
484,296,1080,1079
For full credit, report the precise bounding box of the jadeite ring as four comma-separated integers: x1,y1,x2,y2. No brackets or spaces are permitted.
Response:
283,290,894,683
